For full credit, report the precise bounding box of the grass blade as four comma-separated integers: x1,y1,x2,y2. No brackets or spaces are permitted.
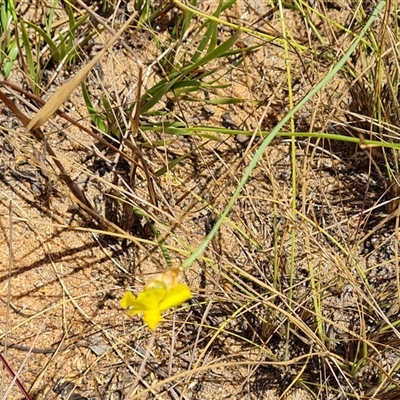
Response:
26,11,138,133
180,0,387,270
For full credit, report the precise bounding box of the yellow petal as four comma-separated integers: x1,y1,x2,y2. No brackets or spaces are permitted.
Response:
159,284,192,311
135,289,163,309
143,307,162,331
121,287,168,317
120,291,136,309
122,295,148,315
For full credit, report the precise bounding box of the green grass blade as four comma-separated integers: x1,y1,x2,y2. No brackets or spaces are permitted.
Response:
179,0,197,41
180,0,387,270
24,19,61,62
141,32,239,113
0,0,18,77
20,21,39,91
81,81,108,133
45,0,59,34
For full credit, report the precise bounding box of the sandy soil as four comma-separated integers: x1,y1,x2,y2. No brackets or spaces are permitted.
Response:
0,1,399,399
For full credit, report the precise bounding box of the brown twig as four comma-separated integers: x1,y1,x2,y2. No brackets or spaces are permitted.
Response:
0,340,57,354
0,354,32,400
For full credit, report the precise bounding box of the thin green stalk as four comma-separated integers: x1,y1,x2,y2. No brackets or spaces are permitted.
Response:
180,1,387,271
278,0,297,362
141,125,400,150
173,0,308,52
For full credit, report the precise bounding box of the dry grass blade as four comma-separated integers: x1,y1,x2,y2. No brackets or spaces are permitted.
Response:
0,79,150,180
26,10,138,133
1,1,400,399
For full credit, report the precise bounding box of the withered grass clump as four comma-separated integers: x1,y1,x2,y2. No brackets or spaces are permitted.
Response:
1,1,400,400
347,53,400,214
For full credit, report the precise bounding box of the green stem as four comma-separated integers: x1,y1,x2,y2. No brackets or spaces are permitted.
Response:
180,1,387,270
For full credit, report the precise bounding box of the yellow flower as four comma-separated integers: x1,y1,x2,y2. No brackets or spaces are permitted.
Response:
120,278,192,331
